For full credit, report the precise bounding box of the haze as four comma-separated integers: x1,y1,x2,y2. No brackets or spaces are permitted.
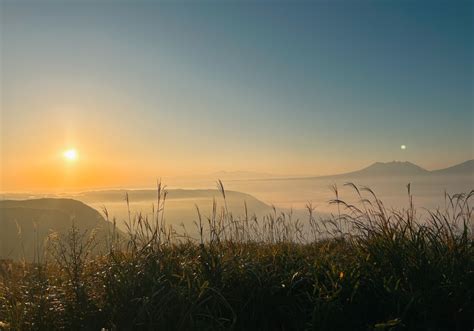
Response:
1,0,472,193
1,3,473,328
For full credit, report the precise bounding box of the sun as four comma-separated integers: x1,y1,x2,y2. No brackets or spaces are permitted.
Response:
63,149,78,161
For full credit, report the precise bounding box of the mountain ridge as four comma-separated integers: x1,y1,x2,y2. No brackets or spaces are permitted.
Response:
342,161,429,177
240,160,474,182
0,198,116,260
430,159,474,175
311,159,474,179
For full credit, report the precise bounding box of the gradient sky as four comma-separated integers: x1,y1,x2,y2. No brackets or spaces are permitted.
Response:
1,0,473,191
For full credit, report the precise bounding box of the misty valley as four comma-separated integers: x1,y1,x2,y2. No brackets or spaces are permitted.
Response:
1,1,472,329
2,160,472,260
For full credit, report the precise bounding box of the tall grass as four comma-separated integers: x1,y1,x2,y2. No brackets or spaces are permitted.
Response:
0,183,472,330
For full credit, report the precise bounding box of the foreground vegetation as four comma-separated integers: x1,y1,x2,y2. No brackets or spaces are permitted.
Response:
0,183,473,330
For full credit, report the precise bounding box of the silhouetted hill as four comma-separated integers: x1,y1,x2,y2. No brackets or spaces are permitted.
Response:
0,190,277,240
431,159,474,175
342,161,429,177
0,198,116,260
268,160,473,181
75,189,270,209
73,189,276,232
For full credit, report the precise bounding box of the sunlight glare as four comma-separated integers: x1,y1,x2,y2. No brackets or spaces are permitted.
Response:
63,149,78,161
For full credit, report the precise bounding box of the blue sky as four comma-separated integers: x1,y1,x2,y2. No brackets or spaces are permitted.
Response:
1,0,472,189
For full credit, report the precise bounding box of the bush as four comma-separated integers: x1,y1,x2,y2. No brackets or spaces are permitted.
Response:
0,184,472,330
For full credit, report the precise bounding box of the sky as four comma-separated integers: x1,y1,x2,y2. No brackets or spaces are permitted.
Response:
1,0,473,191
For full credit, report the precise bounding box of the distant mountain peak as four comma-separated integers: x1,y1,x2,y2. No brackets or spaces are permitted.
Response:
340,160,473,178
210,170,276,179
371,160,419,166
432,159,474,175
350,161,429,177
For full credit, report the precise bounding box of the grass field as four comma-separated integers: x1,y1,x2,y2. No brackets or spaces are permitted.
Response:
0,183,472,330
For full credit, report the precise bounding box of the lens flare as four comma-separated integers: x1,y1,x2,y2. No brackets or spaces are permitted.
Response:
63,149,78,161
